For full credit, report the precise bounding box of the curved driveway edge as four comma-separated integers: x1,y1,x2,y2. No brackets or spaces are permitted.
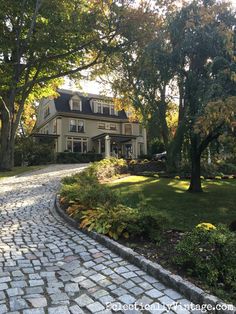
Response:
54,189,236,314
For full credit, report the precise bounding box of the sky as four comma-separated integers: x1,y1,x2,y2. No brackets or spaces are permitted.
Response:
62,0,236,96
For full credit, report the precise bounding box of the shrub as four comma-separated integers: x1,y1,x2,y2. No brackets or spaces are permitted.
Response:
56,152,102,164
138,154,152,160
140,159,149,164
129,159,137,165
80,204,137,240
14,138,55,166
86,157,128,181
174,224,236,291
201,163,221,177
62,171,98,186
60,180,120,209
218,162,236,175
127,210,170,242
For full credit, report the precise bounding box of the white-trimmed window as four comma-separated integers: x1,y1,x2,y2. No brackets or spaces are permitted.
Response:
44,106,50,119
98,122,105,129
53,120,57,134
139,124,143,136
93,100,118,115
98,122,117,131
97,103,102,113
69,119,84,133
66,137,87,153
72,99,81,111
124,123,132,135
110,123,117,131
103,105,110,115
69,96,82,111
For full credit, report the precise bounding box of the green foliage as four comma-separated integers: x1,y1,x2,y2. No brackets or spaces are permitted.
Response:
14,138,55,166
127,210,170,242
179,161,225,178
60,175,119,209
218,162,236,175
150,140,166,154
86,157,128,181
62,171,98,186
174,225,236,291
56,152,102,164
0,0,124,170
80,204,137,240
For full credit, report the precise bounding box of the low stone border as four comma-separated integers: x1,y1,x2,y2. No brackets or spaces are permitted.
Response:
53,195,236,314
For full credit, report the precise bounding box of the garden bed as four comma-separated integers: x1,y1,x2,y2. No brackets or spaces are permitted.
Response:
59,158,236,306
118,230,236,305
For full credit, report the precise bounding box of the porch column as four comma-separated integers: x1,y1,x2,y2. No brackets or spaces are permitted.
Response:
98,139,101,154
105,135,111,158
132,139,138,159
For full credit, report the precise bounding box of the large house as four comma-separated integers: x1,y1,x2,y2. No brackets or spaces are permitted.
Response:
34,89,147,158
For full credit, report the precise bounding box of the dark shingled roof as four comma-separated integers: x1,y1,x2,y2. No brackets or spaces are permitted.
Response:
54,91,128,119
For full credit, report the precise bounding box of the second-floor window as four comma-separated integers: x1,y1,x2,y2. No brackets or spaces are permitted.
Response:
98,122,117,131
124,124,132,135
69,119,84,133
53,120,57,134
98,122,105,129
110,123,117,131
139,124,143,136
44,106,50,119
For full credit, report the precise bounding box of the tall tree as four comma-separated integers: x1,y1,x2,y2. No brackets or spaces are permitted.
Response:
0,0,125,170
169,0,236,192
95,2,175,145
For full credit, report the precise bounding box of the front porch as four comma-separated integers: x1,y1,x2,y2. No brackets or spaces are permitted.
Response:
92,133,139,159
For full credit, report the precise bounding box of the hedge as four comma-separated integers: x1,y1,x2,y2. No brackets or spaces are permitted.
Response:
56,152,102,163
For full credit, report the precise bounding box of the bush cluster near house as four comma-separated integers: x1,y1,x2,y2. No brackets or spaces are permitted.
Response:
60,158,169,240
56,152,102,164
14,138,55,166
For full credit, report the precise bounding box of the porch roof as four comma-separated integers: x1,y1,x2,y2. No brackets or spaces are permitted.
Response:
92,133,137,143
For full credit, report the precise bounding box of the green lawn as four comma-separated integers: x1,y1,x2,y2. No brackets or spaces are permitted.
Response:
0,165,45,179
109,175,236,231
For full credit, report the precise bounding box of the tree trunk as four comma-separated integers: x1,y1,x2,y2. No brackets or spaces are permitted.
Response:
159,88,169,148
0,110,15,171
188,137,202,192
167,121,186,172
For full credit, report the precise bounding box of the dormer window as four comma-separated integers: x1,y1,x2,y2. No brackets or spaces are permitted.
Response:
92,99,118,115
43,106,50,119
69,96,82,111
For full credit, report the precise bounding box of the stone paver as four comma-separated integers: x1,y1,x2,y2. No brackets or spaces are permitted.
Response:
0,164,196,313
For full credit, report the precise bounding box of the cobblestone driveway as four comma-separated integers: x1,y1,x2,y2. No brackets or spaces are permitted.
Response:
0,164,194,314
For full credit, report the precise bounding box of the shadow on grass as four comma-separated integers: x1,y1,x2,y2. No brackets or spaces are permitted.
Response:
109,176,236,231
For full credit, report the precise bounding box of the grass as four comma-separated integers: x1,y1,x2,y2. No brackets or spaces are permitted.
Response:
109,175,236,231
0,165,45,179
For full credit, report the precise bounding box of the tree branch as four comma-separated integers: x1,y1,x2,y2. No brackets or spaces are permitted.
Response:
198,122,225,153
0,97,11,121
